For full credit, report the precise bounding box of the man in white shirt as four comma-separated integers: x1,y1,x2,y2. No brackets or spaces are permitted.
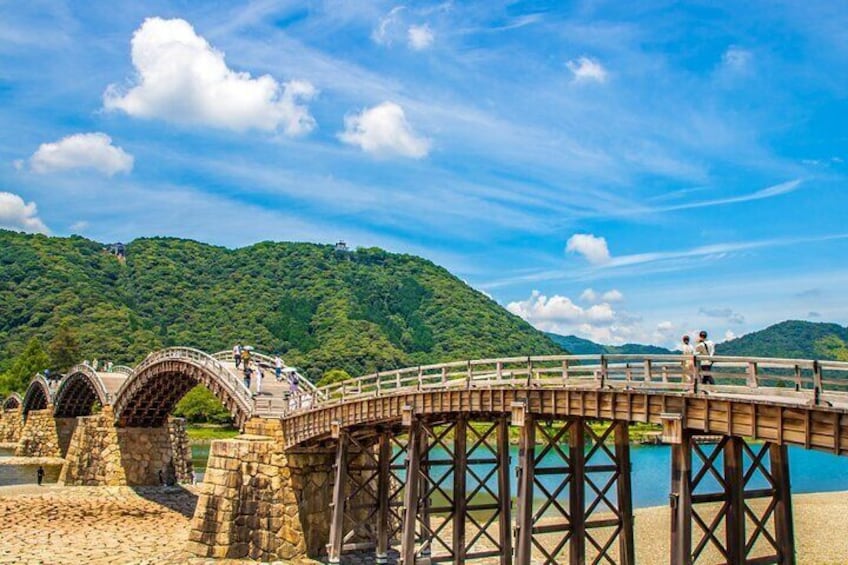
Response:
695,330,715,384
274,355,283,382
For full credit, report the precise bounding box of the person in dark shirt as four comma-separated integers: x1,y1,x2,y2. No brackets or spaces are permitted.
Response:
37,466,44,486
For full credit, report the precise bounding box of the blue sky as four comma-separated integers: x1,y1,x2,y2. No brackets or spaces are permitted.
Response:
2,1,848,347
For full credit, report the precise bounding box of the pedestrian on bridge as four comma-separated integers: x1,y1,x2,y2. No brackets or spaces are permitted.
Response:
233,343,242,369
695,330,716,385
255,365,263,395
274,355,283,382
243,363,252,391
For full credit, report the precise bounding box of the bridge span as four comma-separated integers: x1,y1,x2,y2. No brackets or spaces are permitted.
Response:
2,350,848,564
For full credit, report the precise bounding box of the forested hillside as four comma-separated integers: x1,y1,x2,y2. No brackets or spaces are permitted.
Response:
716,320,848,360
0,230,560,394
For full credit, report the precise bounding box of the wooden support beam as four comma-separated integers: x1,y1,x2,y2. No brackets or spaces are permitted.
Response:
670,432,692,565
770,443,796,565
400,420,422,565
615,422,635,565
515,414,536,565
376,431,391,564
497,416,513,565
570,418,586,565
453,416,468,564
724,436,745,565
327,431,349,564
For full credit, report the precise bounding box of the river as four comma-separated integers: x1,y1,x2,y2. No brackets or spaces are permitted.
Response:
2,444,846,508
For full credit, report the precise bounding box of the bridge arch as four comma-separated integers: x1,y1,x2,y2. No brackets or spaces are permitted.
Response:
53,365,111,418
2,392,22,411
112,347,253,428
22,375,53,419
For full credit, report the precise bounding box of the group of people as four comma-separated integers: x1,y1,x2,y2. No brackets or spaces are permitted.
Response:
83,359,116,372
680,330,716,384
232,344,300,396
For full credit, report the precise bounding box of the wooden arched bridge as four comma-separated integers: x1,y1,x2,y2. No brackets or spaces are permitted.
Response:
2,350,848,565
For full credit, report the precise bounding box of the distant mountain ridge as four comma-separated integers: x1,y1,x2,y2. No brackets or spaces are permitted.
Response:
547,320,848,361
545,333,674,355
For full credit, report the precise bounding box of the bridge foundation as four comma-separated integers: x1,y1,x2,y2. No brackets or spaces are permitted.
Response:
59,408,192,486
0,406,23,443
670,433,795,565
15,407,61,457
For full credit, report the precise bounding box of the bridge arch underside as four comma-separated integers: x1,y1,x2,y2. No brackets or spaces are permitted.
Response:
22,378,51,418
114,361,249,428
54,372,107,418
2,393,21,411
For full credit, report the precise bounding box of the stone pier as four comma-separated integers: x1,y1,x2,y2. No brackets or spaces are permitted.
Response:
0,407,23,443
15,408,61,457
187,418,338,561
60,408,193,486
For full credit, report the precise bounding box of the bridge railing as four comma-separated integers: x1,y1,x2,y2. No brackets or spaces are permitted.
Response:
110,365,135,376
131,347,254,414
282,354,848,416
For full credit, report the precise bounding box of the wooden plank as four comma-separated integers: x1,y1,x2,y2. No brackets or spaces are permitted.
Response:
376,431,391,564
770,443,796,565
400,420,421,565
670,433,692,565
515,415,536,565
570,418,586,565
724,437,745,565
497,416,513,565
327,431,348,564
615,422,635,565
453,416,467,565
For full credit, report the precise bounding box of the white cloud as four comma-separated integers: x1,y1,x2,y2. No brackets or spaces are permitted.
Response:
602,289,624,302
12,159,24,171
507,290,641,344
0,192,49,234
339,101,431,158
699,306,745,325
566,56,608,83
580,288,598,303
408,24,434,50
724,329,737,342
29,133,134,176
721,47,752,71
70,220,89,232
104,17,316,135
372,7,405,45
566,233,611,265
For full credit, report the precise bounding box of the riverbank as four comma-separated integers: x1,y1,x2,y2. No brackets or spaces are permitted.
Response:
0,485,846,563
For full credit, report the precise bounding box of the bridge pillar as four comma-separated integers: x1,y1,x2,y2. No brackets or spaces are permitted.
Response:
515,417,634,565
669,434,796,565
0,406,23,444
59,410,192,486
15,407,61,457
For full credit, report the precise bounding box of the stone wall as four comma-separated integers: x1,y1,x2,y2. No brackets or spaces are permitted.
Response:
15,408,61,457
0,408,23,443
55,417,78,457
60,409,193,486
187,418,381,562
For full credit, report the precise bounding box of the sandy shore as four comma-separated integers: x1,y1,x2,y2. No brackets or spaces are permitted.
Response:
1,484,847,563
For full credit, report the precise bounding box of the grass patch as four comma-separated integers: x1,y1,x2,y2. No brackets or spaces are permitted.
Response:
187,424,239,442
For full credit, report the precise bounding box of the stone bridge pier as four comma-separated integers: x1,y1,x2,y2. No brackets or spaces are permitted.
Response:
59,407,193,486
15,407,62,458
0,404,24,444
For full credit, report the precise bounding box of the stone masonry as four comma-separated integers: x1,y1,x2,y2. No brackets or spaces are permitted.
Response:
188,418,337,561
15,408,61,457
0,408,23,443
60,408,193,486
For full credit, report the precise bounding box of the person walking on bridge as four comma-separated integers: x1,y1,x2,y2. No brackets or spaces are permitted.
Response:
274,355,283,382
695,330,716,385
36,465,44,486
681,335,695,381
255,365,263,395
233,344,242,369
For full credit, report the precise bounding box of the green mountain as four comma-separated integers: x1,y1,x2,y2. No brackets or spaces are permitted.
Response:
0,230,561,390
716,320,848,360
546,333,674,355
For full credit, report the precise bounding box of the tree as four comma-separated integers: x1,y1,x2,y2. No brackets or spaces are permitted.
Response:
173,386,232,424
0,337,50,395
49,323,81,372
317,368,352,387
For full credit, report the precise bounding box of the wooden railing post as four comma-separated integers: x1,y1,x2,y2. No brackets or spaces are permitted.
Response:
527,357,533,387
813,361,823,405
746,361,759,388
467,361,473,389
562,359,570,383
644,359,653,384
599,355,608,388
